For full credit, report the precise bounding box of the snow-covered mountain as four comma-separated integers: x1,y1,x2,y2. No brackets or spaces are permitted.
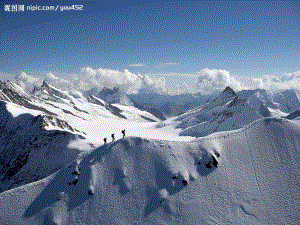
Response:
1,79,300,224
84,87,166,120
0,117,299,224
0,80,166,193
96,87,134,106
174,87,254,137
238,88,300,116
237,89,274,117
285,110,300,120
179,98,263,137
172,86,300,138
272,89,300,113
32,80,72,103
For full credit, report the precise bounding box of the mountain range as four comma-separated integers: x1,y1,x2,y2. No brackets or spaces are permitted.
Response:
0,79,300,224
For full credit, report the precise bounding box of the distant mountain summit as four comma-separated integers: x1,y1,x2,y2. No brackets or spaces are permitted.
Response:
32,80,72,103
273,89,300,113
175,86,300,138
221,86,236,97
176,86,263,137
179,97,262,137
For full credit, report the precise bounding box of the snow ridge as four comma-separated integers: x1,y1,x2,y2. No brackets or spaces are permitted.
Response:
0,117,299,224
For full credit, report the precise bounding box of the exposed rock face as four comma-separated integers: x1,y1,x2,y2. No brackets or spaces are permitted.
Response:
0,101,82,192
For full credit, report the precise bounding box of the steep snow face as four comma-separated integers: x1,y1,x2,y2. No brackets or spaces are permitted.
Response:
0,79,162,123
179,98,262,137
237,89,273,117
273,89,300,113
238,88,300,115
0,118,299,225
173,87,300,138
0,80,57,116
0,101,84,193
32,81,72,104
174,86,254,137
0,80,173,192
175,87,238,126
0,80,30,102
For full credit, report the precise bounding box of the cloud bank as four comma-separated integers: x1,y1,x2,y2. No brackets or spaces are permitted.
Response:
5,68,300,96
252,71,300,91
196,68,244,94
14,72,43,92
65,67,167,94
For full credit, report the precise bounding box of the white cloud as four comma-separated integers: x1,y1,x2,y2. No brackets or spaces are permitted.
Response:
168,82,192,95
128,63,147,67
66,67,167,94
14,72,43,92
155,62,180,68
141,75,167,94
7,68,300,96
196,68,244,94
75,67,143,94
251,71,300,91
45,72,71,90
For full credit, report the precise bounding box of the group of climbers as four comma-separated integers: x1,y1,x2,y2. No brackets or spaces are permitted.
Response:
103,129,125,144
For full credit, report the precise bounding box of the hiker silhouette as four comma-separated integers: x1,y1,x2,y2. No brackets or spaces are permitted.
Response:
121,129,125,138
103,138,107,144
111,134,115,142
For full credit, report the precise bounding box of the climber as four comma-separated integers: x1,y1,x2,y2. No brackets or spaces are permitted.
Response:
111,133,115,142
121,129,125,138
103,138,107,144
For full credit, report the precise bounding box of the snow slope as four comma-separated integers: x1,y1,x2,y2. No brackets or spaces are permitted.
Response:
238,88,300,115
0,118,299,224
273,89,300,113
174,87,263,137
173,87,300,138
179,98,263,137
0,80,188,193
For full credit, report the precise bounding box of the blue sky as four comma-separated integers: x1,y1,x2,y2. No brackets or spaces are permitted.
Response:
1,0,299,93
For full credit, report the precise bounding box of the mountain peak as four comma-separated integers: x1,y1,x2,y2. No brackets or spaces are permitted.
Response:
222,86,236,96
41,80,50,88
